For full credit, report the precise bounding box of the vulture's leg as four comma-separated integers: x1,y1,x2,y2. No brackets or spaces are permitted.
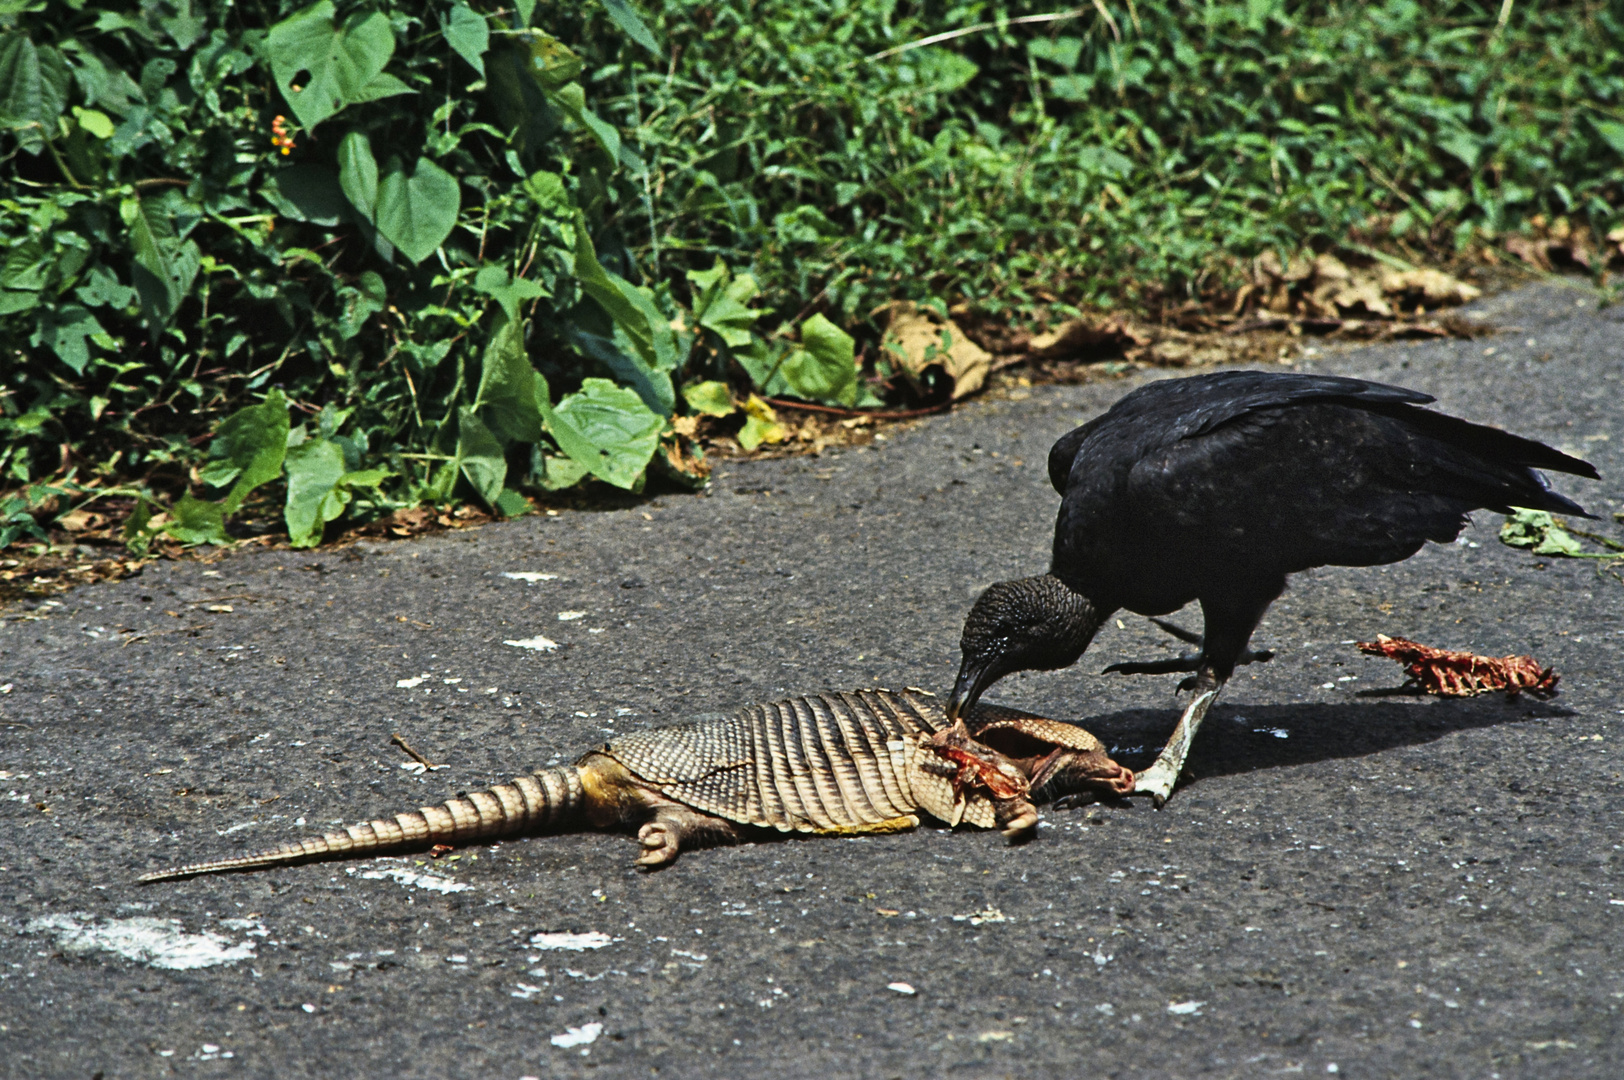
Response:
1130,585,1280,806
1130,685,1222,807
1103,618,1274,676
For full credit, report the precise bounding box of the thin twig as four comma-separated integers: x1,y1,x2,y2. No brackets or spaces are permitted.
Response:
391,734,439,769
1492,0,1514,41
862,9,1088,64
1090,0,1121,43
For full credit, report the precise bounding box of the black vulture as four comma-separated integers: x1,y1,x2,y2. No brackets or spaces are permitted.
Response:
945,370,1598,804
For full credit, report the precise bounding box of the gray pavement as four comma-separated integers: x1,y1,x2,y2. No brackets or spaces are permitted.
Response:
2,282,1621,1079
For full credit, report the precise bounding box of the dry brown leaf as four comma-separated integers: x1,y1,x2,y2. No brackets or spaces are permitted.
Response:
879,302,991,399
1255,250,1315,283
56,510,105,532
1136,335,1231,367
1378,268,1482,307
1503,235,1552,271
1026,316,1151,360
1311,253,1352,283
1325,277,1393,318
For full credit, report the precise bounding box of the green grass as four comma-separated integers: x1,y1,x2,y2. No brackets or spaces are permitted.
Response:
1,0,1620,549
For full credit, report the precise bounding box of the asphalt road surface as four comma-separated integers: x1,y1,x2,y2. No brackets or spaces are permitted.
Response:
3,282,1621,1079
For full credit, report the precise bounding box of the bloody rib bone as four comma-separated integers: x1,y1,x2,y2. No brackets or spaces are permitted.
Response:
1357,635,1558,697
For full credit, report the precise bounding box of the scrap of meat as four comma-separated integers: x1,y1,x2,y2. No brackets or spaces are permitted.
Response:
1357,635,1559,697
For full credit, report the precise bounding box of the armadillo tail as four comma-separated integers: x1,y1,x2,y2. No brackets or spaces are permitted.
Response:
137,767,587,883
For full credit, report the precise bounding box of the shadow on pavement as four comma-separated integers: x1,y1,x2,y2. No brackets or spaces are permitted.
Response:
1064,695,1576,780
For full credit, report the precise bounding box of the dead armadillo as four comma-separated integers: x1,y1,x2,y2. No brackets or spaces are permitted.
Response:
138,688,1131,882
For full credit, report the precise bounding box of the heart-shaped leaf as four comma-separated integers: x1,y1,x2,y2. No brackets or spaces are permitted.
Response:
374,157,460,264
267,1,404,130
443,3,489,76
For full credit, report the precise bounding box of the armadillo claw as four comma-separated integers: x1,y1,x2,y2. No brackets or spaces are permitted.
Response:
635,821,680,867
998,801,1040,839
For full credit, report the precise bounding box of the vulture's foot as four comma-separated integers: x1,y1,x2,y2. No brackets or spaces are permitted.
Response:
1130,687,1221,807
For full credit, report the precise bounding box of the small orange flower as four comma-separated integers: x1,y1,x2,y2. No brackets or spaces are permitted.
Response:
270,114,296,155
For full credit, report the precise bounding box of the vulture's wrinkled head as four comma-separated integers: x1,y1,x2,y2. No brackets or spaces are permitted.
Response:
947,575,1105,720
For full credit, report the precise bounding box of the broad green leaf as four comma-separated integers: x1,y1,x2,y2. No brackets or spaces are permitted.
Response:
120,196,199,326
73,265,136,310
537,454,589,490
1499,509,1584,557
0,34,43,129
524,170,569,212
336,467,391,489
686,258,729,310
1592,119,1624,159
523,32,582,91
571,214,679,380
0,35,69,151
493,488,533,518
273,163,348,226
337,130,379,221
374,156,460,264
121,495,156,555
474,311,543,444
348,71,413,104
202,388,290,513
538,376,661,490
682,380,736,417
1,239,46,291
37,304,105,374
164,493,228,546
71,106,114,140
267,1,404,130
0,290,39,315
546,82,621,163
473,265,547,323
736,395,787,451
456,406,507,505
284,436,348,547
573,330,675,418
735,338,788,392
444,3,489,76
780,313,857,406
336,271,386,340
598,0,661,57
1435,129,1480,170
696,271,764,348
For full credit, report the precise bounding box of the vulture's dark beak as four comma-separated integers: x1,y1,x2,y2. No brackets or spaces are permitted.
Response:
946,657,994,722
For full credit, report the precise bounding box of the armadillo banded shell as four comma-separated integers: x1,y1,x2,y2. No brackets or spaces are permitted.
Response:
599,689,992,832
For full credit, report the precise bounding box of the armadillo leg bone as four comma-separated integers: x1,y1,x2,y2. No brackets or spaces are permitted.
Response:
634,804,742,869
1131,685,1222,808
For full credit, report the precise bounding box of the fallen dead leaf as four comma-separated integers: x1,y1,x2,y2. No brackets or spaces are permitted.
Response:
878,301,991,399
1379,268,1482,306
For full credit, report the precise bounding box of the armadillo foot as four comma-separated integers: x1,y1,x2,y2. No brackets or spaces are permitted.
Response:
636,821,681,867
998,801,1040,839
633,805,743,868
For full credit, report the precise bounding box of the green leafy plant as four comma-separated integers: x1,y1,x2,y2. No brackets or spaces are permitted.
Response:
3,1,1620,553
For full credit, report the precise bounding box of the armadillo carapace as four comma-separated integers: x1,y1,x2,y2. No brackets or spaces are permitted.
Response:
139,689,1131,882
